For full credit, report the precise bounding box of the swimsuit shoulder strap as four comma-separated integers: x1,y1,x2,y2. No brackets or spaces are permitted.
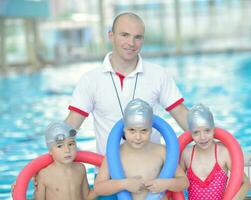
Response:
189,145,196,168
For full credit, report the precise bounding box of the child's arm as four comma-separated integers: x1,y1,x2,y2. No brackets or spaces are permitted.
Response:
224,145,251,200
144,165,189,193
232,174,251,200
94,157,145,195
80,164,97,200
33,172,46,200
180,148,189,172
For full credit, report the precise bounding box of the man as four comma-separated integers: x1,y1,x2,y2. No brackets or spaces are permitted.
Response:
66,12,188,155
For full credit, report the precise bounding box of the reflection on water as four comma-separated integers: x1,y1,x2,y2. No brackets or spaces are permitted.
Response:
0,53,251,199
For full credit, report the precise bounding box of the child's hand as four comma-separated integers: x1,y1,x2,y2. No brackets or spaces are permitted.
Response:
125,176,145,193
87,189,98,200
11,182,16,198
33,175,38,191
144,179,167,193
29,175,38,198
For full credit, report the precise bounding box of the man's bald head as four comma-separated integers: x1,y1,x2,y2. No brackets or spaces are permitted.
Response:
111,12,145,33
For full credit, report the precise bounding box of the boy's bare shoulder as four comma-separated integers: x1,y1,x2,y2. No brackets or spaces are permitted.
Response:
73,162,86,170
38,164,53,176
148,143,166,159
38,163,86,177
36,164,54,182
72,162,87,175
149,142,165,151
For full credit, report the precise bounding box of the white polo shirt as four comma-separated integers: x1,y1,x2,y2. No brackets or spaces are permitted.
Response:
69,52,184,155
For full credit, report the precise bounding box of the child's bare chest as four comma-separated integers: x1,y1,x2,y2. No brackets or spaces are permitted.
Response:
45,170,83,200
122,153,163,180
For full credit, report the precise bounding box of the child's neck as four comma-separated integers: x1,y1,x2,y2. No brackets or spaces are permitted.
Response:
196,141,215,154
52,161,73,169
124,142,150,153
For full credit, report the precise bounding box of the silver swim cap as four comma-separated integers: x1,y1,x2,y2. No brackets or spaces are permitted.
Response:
188,104,214,131
45,121,77,149
123,98,153,128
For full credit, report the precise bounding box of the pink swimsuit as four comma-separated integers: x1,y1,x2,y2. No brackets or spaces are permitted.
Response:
187,144,228,200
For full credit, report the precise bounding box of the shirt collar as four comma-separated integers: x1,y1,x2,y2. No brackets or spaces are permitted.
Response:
103,52,143,76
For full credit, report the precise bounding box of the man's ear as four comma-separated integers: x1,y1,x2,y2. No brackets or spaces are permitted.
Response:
108,30,113,41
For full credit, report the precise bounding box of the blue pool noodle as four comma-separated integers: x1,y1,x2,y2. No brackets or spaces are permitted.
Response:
106,115,179,200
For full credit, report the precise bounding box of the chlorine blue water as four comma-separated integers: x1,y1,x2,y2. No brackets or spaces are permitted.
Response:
0,52,250,199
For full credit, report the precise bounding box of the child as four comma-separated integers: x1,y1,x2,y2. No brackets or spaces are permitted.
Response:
94,98,189,200
34,121,97,200
180,104,250,200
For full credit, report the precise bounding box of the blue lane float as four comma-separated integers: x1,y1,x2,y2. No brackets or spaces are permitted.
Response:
106,115,180,200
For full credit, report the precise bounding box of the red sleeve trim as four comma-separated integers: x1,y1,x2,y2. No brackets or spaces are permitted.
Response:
68,105,89,117
165,98,184,111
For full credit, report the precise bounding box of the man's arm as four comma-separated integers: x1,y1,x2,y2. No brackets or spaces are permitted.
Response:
80,164,97,200
169,103,189,131
34,172,46,200
65,110,86,130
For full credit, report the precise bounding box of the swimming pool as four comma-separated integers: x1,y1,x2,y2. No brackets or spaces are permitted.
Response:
0,52,250,199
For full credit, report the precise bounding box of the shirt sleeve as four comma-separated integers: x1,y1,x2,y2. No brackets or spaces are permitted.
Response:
159,69,184,111
68,74,94,116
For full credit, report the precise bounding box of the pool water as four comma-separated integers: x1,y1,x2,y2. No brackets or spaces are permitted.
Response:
0,52,250,199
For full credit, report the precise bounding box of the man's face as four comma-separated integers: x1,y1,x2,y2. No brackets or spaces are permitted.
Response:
109,15,145,62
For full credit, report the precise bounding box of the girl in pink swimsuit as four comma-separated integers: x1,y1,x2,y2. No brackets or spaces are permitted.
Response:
180,104,250,200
